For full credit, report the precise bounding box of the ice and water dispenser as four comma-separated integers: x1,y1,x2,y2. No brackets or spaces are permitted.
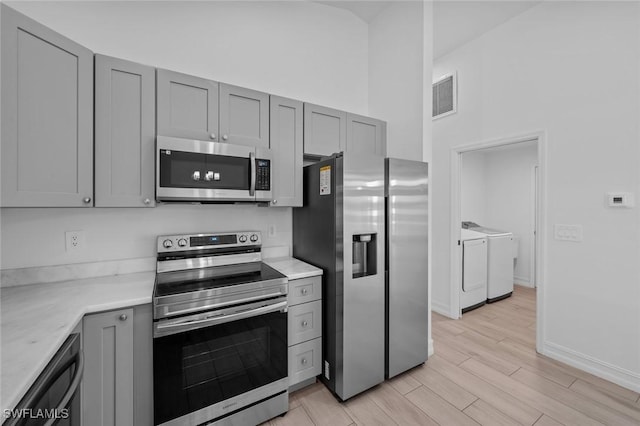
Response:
352,234,377,278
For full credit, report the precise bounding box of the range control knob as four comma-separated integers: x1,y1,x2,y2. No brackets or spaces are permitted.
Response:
177,238,188,248
239,234,247,243
163,239,173,249
250,234,259,242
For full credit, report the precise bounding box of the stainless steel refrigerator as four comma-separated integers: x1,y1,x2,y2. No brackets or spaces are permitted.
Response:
385,158,429,379
292,154,429,400
293,152,386,401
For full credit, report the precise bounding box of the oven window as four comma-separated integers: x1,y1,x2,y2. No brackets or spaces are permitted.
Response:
159,149,250,190
153,310,287,425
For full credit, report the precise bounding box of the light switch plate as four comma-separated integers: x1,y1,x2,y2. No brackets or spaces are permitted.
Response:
554,224,583,242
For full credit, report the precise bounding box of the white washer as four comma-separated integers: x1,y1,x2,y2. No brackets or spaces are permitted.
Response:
469,226,514,302
461,229,488,313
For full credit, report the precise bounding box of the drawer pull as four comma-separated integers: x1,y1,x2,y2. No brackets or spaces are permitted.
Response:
301,358,308,365
301,320,308,327
301,288,308,295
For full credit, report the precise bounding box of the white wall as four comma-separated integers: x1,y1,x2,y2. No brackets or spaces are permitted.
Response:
368,1,425,160
433,1,640,391
460,150,487,225
1,1,369,270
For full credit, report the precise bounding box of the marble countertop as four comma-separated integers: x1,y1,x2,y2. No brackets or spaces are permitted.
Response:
264,257,323,280
0,271,155,413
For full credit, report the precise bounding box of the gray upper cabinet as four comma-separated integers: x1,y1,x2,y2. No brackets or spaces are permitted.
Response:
95,55,156,207
219,84,270,148
1,5,93,207
83,308,135,426
346,113,387,157
156,68,219,141
303,103,347,157
270,96,303,207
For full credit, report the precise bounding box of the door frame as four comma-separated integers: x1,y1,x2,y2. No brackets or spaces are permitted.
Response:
449,131,547,352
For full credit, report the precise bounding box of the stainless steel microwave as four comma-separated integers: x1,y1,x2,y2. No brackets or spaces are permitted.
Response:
156,136,272,203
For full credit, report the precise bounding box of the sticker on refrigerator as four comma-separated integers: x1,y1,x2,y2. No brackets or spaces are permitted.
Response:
320,166,331,195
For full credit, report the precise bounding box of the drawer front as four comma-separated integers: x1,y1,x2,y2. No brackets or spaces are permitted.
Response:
287,275,322,306
288,337,322,387
288,300,322,345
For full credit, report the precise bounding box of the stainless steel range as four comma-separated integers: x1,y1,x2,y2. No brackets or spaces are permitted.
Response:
152,231,289,426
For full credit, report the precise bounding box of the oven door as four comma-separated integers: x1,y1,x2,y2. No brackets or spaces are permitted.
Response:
156,136,272,202
153,297,288,426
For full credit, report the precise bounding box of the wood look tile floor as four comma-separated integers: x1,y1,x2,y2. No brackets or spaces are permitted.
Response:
263,286,640,425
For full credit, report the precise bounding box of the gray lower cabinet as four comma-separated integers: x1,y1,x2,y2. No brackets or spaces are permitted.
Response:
95,55,156,207
269,96,303,207
83,305,152,426
219,83,270,148
303,103,346,157
346,113,387,157
1,4,94,207
287,275,322,390
156,68,219,141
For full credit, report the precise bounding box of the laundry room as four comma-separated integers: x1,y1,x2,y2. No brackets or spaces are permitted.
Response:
459,140,539,313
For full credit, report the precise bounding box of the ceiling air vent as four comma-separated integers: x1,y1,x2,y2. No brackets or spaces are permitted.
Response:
432,73,457,119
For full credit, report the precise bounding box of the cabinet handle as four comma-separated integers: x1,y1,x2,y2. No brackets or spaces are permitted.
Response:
222,134,228,141
82,197,91,204
301,288,308,295
301,358,308,365
301,320,308,327
210,133,216,140
119,314,128,321
144,198,151,205
272,199,278,205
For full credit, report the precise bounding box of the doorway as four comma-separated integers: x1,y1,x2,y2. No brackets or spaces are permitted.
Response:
450,132,546,352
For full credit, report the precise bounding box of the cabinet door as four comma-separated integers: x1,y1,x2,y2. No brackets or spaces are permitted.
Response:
219,83,270,148
346,113,386,156
303,103,346,157
83,308,134,426
95,55,155,207
157,68,219,141
269,96,303,207
1,5,93,207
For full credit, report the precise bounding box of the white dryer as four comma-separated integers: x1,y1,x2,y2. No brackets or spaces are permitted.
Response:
466,225,514,302
461,229,487,313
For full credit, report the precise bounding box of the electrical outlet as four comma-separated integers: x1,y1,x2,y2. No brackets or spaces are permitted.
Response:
65,231,85,252
268,224,276,237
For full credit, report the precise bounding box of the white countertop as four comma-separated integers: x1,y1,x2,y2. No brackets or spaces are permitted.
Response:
0,257,320,413
0,271,155,413
264,257,323,280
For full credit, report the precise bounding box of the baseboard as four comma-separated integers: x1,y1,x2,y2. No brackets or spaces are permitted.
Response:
428,338,434,357
543,341,640,393
432,300,453,318
514,275,532,287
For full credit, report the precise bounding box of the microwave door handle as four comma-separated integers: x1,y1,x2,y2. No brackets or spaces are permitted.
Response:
249,151,256,197
155,299,287,338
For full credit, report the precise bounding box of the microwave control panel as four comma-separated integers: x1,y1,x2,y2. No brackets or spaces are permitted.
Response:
256,159,271,190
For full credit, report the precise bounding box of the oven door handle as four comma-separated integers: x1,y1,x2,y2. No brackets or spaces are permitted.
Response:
249,151,256,197
154,299,287,338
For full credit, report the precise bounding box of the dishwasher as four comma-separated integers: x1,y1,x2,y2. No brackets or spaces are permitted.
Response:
4,333,83,426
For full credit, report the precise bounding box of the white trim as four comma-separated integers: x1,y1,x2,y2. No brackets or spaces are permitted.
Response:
514,275,532,287
542,342,640,393
450,130,548,353
530,165,539,288
432,72,457,120
432,300,454,318
428,339,435,357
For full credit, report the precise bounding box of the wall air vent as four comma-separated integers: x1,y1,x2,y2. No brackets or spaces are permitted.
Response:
432,72,457,119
